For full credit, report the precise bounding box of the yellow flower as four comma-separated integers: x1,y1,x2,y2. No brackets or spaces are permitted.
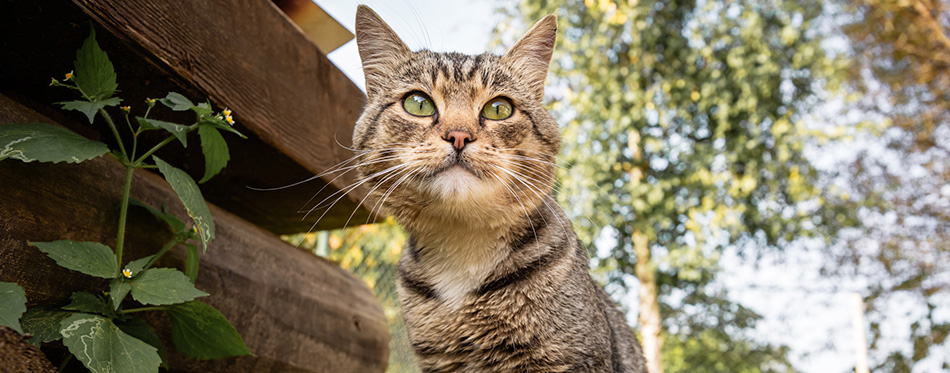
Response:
64,70,73,81
222,108,231,117
121,106,131,112
225,115,234,125
122,268,132,278
50,78,58,86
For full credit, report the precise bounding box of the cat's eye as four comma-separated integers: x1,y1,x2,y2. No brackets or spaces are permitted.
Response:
482,97,513,120
403,92,436,117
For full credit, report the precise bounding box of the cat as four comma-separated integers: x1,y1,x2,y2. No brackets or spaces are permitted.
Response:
351,5,647,372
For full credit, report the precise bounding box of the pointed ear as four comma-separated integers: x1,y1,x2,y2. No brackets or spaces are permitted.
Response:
355,5,410,96
503,15,557,101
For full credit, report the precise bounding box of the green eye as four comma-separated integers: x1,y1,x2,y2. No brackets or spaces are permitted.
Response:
482,97,513,120
403,92,436,117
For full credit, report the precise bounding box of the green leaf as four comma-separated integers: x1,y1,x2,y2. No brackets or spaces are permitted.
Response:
31,240,117,278
159,92,194,111
21,307,72,346
109,279,132,310
0,123,109,163
60,313,161,373
154,157,215,251
130,268,208,306
197,126,230,183
193,102,213,117
136,117,189,147
115,317,168,368
124,255,155,278
184,244,200,284
0,282,27,334
166,301,250,359
199,115,246,139
129,199,187,234
74,27,118,101
63,292,113,318
58,97,122,124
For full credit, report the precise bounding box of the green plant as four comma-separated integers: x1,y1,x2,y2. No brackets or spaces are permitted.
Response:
0,27,250,372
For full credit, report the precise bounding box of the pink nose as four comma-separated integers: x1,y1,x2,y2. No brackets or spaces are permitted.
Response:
444,130,473,151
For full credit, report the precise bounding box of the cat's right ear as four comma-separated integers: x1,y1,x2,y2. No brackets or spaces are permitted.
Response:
355,5,410,96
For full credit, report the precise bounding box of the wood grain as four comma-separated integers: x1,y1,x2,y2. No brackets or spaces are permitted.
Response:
0,95,389,372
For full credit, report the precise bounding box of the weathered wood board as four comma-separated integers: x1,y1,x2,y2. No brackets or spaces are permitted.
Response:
0,94,389,371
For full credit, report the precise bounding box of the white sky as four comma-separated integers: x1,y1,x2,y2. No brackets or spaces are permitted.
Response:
308,2,928,372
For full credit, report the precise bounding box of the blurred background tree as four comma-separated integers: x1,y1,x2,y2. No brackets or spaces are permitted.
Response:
831,0,950,370
500,0,854,371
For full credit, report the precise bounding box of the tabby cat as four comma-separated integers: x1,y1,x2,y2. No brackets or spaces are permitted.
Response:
352,5,647,372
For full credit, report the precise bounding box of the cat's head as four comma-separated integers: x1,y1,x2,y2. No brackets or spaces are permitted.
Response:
352,5,558,228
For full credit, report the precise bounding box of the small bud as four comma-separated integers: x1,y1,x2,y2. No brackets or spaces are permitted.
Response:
50,78,58,86
64,70,74,81
121,106,131,112
146,98,156,108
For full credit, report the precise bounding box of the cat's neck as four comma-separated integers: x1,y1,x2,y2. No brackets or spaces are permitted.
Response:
400,199,546,309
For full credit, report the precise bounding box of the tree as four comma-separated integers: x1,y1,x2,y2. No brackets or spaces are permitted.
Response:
500,0,852,371
831,0,950,370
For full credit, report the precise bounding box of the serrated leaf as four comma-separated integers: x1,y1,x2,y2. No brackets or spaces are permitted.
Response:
129,199,187,234
130,268,208,306
21,307,72,346
154,157,215,251
159,92,194,111
58,97,122,124
109,279,132,310
31,240,117,278
60,313,161,373
166,301,249,359
184,244,200,284
115,317,168,368
63,292,113,318
197,126,229,183
0,123,109,163
74,27,118,101
0,282,27,334
136,117,189,147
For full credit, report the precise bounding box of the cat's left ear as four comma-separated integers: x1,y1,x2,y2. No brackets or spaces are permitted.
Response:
355,5,411,97
503,15,557,101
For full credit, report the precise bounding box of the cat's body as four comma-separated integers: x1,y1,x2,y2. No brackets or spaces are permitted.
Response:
352,6,646,372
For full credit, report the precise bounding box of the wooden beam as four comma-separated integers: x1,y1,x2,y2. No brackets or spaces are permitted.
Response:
0,0,372,234
275,0,355,54
0,94,389,371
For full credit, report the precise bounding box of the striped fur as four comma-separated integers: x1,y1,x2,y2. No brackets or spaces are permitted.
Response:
353,6,646,372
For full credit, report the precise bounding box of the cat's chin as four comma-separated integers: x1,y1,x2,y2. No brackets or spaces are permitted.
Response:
425,165,499,208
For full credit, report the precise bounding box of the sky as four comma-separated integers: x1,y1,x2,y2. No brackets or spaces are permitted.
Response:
309,2,909,372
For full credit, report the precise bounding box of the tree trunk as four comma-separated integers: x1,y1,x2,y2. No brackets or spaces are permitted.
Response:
634,228,663,373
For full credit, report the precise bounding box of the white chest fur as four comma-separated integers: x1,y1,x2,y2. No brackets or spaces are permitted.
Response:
415,229,507,309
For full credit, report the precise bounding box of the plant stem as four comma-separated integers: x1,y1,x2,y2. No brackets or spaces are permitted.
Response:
119,306,166,314
115,164,135,274
99,108,128,158
134,135,176,165
144,240,179,270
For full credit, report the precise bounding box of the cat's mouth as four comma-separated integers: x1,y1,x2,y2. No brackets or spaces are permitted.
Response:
434,155,479,178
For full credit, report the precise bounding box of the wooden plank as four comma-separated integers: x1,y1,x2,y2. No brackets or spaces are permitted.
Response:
0,94,389,372
0,0,371,234
275,0,354,54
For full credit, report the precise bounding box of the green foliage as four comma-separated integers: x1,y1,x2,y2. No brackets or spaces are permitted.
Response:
154,156,216,251
137,117,189,147
0,26,250,370
60,313,162,373
0,123,109,163
20,307,72,346
0,282,27,333
197,125,230,183
30,241,117,279
130,268,209,306
167,301,251,359
662,329,794,373
502,0,856,369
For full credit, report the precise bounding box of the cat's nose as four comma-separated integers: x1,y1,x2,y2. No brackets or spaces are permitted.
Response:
443,130,474,151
